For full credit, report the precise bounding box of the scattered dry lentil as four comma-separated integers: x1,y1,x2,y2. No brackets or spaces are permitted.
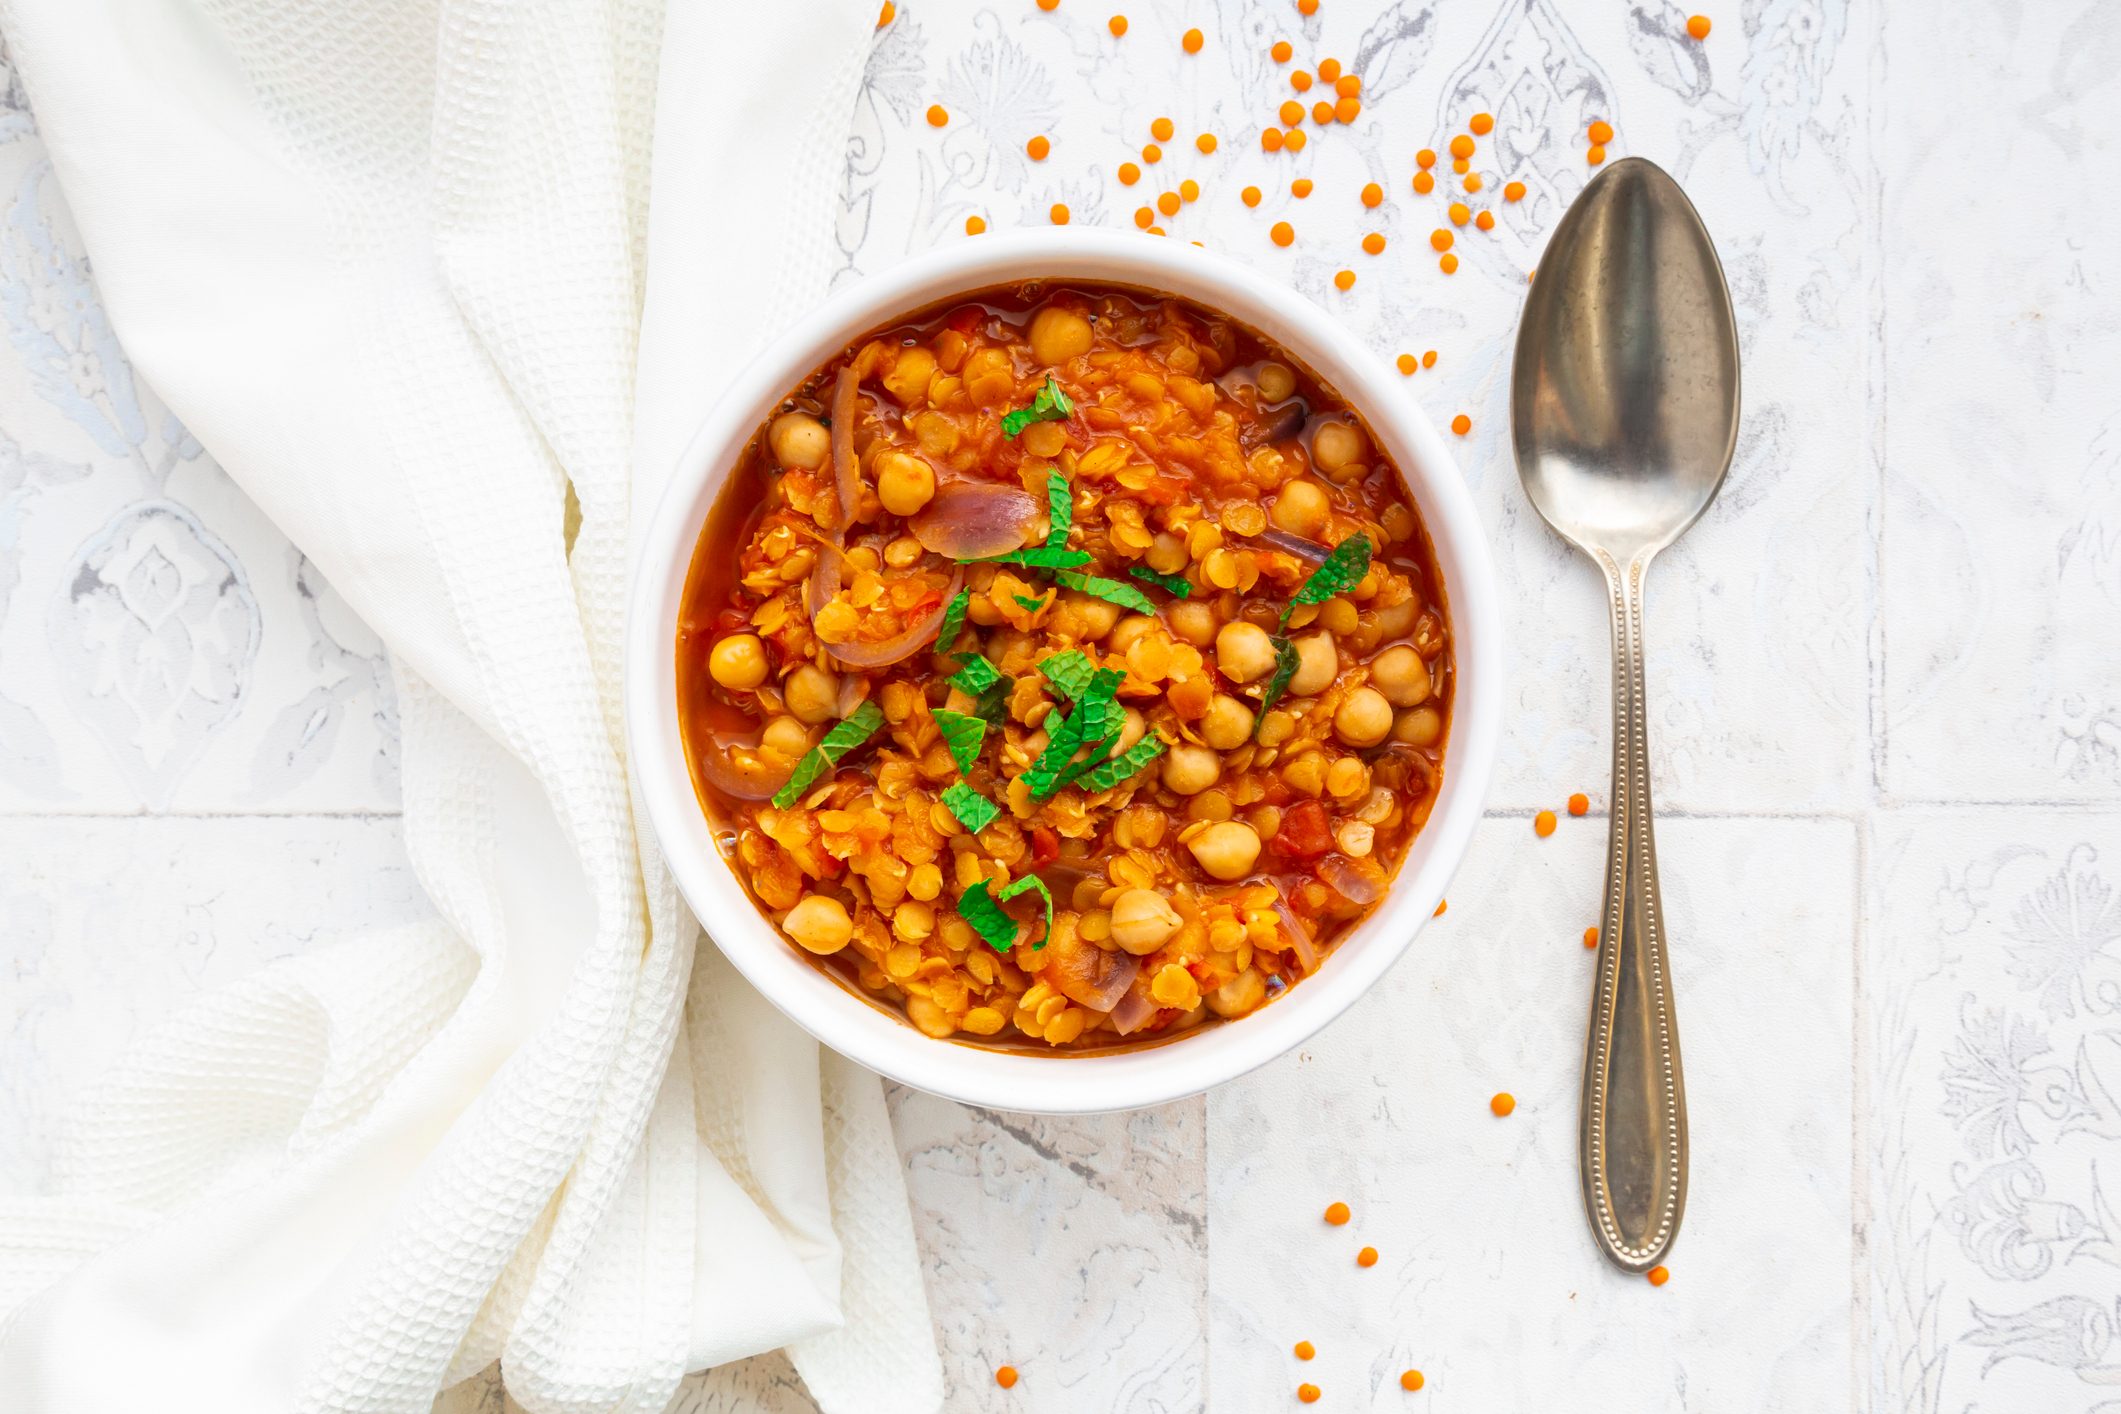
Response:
1648,1265,1671,1286
1448,133,1474,159
1242,185,1263,206
1317,56,1341,82
1157,191,1181,216
1280,99,1305,126
1334,269,1355,291
1284,128,1307,151
877,1,895,24
1294,1341,1316,1361
1533,807,1556,835
1298,1385,1321,1404
1401,1369,1426,1391
1475,210,1495,231
1038,0,1058,9
1434,897,1447,916
1412,171,1435,194
925,104,948,127
1357,1245,1379,1267
1271,220,1295,246
1143,142,1162,163
1183,26,1204,52
1362,232,1386,255
1588,144,1607,165
996,1365,1019,1388
1451,414,1472,436
1568,792,1590,815
1335,97,1361,123
1292,177,1314,198
1134,206,1155,229
1272,39,1294,62
1108,13,1127,36
1588,118,1614,144
1422,349,1437,367
1464,172,1484,193
1298,0,1318,13
1504,179,1526,201
1026,135,1051,160
1324,1201,1351,1225
1687,13,1711,38
1448,201,1470,226
1262,127,1284,151
1397,353,1418,375
1197,132,1218,154
1291,69,1313,92
1583,926,1599,949
1180,178,1201,202
1151,115,1175,141
1361,181,1383,207
1470,111,1494,135
1416,147,1436,169
1439,253,1459,273
1336,75,1362,98
1452,156,1470,174
1119,161,1141,185
964,215,986,235
1429,229,1453,252
1050,203,1071,224
1312,100,1335,125
1490,1092,1516,1116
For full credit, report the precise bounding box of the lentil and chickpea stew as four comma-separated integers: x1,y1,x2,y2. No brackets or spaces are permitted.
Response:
676,283,1452,1051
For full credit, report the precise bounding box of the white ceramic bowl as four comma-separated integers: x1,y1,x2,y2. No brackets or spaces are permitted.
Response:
626,229,1501,1114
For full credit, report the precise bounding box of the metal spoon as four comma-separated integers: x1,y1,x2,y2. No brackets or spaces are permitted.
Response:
1509,157,1740,1272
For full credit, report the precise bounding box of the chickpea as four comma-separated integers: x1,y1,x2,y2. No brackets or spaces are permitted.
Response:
1270,479,1330,537
1167,599,1218,646
1107,708,1147,759
1207,967,1267,1018
1147,531,1188,575
881,345,936,405
1062,591,1122,642
1370,644,1431,707
708,633,769,691
759,715,812,761
1188,820,1262,881
784,664,841,724
1028,306,1094,365
1288,631,1338,697
1255,361,1296,403
1109,614,1159,654
1333,686,1395,747
875,449,936,516
1162,743,1223,796
768,411,830,471
1200,693,1256,750
1215,621,1278,683
1310,419,1369,481
1110,888,1182,954
783,895,853,955
1393,705,1444,747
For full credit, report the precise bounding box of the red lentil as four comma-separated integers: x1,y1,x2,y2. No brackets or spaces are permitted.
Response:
1429,229,1453,252
1464,172,1484,194
1475,210,1495,231
1284,128,1307,151
1262,127,1284,152
1298,1384,1321,1404
1324,1201,1351,1225
1335,75,1362,98
1026,135,1051,161
926,104,949,127
1433,897,1447,916
1180,178,1201,203
1588,119,1614,144
1648,1265,1671,1286
1291,70,1313,92
1298,0,1318,13
1448,202,1470,227
1197,132,1218,154
1687,14,1711,38
1291,177,1313,198
1401,1369,1425,1391
997,1365,1020,1387
1490,1092,1515,1116
1422,350,1436,368
1271,220,1295,246
1416,148,1436,169
1357,1245,1378,1267
1335,97,1361,123
1470,111,1493,135
964,215,986,235
1157,191,1181,217
1280,99,1305,126
1119,162,1141,185
1108,14,1127,36
1134,206,1155,229
1588,145,1607,165
1567,792,1589,815
1439,253,1458,274
877,1,896,24
1143,143,1162,163
1317,56,1341,82
1412,171,1434,194
1333,269,1355,291
1448,133,1474,159
1533,808,1555,834
1183,26,1204,53
1583,926,1599,949
1312,100,1336,125
1294,1340,1316,1360
1362,233,1385,255
1271,40,1294,63
1360,181,1383,208
1151,116,1175,141
1242,185,1263,207
1050,203,1071,225
1397,354,1417,375
1503,180,1526,202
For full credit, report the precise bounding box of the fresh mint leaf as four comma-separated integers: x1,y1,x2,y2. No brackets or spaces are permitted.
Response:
948,653,1001,696
976,545,1093,570
933,588,972,659
999,375,1075,440
1072,734,1167,793
1019,666,1125,801
1251,635,1302,738
997,873,1053,949
1127,565,1192,598
1053,569,1156,616
1038,649,1095,703
940,781,1000,834
1014,593,1051,612
931,709,987,775
1044,470,1072,548
955,878,1018,952
771,700,885,808
969,674,1014,727
1282,533,1372,624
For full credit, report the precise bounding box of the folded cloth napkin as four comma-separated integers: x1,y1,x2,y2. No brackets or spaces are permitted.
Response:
0,1,943,1410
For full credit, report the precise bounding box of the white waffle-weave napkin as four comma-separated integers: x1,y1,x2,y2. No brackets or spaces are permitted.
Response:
0,1,942,1409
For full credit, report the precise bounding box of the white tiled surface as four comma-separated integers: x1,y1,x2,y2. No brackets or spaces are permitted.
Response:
3,2,2119,1411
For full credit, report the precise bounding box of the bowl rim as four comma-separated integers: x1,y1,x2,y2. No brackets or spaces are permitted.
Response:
625,228,1502,1114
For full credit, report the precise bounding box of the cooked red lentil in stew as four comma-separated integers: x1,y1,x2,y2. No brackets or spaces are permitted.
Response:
676,283,1451,1050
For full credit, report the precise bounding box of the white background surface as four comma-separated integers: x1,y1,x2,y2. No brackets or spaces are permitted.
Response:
2,1,2117,1410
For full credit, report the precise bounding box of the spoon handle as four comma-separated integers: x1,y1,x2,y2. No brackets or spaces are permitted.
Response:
1580,549,1689,1272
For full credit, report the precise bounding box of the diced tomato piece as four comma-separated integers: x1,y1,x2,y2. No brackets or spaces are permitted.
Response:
1275,799,1333,859
1029,826,1060,866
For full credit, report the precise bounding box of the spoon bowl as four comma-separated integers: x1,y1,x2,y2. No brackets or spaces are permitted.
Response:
1514,157,1740,559
1511,156,1740,1272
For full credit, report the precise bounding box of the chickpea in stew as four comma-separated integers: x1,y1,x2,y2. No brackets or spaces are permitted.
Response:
677,284,1451,1051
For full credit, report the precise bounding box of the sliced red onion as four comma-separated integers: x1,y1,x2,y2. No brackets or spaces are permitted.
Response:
828,346,879,531
1109,978,1159,1035
910,478,1041,560
1042,931,1141,1013
1318,853,1387,907
695,729,796,802
1258,528,1332,564
805,560,965,671
1272,889,1322,975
